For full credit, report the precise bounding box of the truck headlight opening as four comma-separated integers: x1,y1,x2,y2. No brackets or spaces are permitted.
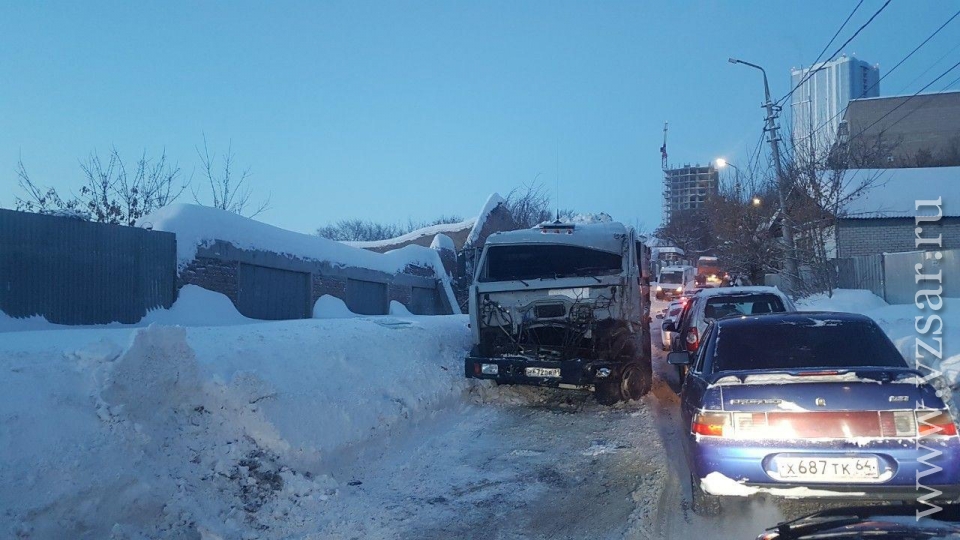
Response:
481,363,499,375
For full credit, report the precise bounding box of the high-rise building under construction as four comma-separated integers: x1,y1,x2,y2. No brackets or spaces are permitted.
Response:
662,164,719,221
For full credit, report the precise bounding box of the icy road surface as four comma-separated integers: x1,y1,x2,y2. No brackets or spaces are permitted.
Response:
314,306,858,539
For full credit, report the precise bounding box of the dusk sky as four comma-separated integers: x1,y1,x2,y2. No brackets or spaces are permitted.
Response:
2,1,957,234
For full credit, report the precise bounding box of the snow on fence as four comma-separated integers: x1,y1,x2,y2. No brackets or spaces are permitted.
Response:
0,209,177,325
141,204,459,319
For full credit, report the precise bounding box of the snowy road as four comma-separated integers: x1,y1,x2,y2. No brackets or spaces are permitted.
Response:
312,308,834,540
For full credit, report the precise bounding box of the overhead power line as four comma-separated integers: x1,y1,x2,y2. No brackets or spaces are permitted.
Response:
777,0,892,107
844,58,960,143
800,8,960,141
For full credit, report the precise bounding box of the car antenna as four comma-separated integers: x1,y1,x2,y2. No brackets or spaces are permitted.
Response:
554,139,561,224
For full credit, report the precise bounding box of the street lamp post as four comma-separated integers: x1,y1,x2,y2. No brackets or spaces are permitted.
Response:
715,158,742,198
729,57,799,295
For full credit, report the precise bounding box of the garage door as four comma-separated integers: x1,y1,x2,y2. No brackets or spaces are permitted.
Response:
238,263,310,320
345,278,388,315
409,285,442,315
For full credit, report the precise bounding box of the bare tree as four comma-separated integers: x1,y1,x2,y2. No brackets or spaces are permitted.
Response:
317,215,464,242
15,149,186,225
504,181,554,228
193,134,269,217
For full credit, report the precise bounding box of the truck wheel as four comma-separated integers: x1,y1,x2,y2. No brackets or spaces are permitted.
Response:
595,379,622,405
621,361,652,400
690,473,722,516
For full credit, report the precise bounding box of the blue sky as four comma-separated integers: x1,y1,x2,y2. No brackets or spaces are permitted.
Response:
2,1,957,234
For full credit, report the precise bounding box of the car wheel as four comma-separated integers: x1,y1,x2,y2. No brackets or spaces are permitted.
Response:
595,379,621,405
690,473,721,516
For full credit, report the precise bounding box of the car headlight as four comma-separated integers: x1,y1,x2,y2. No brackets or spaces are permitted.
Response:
481,363,499,375
656,286,662,291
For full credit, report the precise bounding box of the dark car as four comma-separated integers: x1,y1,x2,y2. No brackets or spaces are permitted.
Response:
669,312,960,516
759,504,960,539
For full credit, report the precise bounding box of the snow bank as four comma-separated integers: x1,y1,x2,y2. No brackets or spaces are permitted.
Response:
139,203,450,279
0,315,472,538
796,288,889,313
312,294,357,319
0,285,254,333
464,193,506,247
798,289,960,397
389,300,413,316
429,233,455,252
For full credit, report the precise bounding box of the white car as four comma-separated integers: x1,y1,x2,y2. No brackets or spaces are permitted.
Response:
658,300,685,351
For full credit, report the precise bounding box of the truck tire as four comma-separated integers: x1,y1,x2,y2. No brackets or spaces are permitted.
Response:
690,473,722,516
619,362,650,401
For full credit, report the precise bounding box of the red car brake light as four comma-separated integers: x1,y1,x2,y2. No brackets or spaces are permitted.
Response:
686,327,699,352
917,410,958,437
693,412,730,437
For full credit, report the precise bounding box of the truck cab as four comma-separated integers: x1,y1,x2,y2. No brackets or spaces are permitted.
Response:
464,221,652,404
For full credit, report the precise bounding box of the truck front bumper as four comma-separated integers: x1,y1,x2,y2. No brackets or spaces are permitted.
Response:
464,356,617,387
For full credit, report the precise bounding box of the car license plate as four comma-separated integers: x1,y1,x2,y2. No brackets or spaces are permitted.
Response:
774,457,880,482
525,367,561,378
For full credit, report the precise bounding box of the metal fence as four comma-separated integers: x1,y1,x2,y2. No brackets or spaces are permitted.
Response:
835,248,959,304
0,209,177,324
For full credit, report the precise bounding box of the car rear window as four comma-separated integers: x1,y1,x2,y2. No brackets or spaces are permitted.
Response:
704,293,784,320
711,319,908,372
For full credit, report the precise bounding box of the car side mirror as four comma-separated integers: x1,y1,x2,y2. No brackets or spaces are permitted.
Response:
667,351,692,365
662,320,676,333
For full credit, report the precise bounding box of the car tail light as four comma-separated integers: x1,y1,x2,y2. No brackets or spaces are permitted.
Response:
880,411,917,437
686,328,699,352
693,412,730,437
917,410,958,437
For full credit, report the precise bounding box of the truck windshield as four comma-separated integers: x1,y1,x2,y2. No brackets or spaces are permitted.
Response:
659,271,683,284
480,244,623,282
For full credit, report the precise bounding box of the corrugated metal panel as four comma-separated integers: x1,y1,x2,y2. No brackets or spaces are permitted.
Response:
836,254,883,299
345,278,388,315
409,285,441,315
0,209,176,324
883,249,960,304
237,263,310,320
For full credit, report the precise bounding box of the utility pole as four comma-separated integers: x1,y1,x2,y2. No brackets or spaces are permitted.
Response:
729,58,799,295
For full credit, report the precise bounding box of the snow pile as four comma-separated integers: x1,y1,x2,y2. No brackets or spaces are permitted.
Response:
464,193,506,247
389,300,413,315
798,289,960,395
796,288,889,313
429,233,455,252
312,294,357,319
0,285,254,333
0,315,472,538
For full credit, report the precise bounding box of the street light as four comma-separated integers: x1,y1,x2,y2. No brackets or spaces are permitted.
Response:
752,197,761,206
729,57,799,294
715,158,742,196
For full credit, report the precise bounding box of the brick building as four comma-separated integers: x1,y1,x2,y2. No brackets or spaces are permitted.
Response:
836,167,960,258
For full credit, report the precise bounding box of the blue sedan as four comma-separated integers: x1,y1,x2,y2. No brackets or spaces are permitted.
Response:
669,312,960,515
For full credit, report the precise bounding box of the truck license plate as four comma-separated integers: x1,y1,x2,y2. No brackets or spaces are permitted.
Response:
774,457,880,482
525,367,561,378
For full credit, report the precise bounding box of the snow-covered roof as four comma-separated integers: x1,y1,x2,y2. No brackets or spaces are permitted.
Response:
345,219,475,249
463,193,507,248
842,167,960,219
139,204,450,278
483,221,629,254
429,233,455,252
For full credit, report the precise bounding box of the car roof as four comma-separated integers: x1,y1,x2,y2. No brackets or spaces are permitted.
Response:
714,311,875,328
693,286,786,299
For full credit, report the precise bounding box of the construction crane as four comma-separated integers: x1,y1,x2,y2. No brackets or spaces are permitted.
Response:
660,122,668,170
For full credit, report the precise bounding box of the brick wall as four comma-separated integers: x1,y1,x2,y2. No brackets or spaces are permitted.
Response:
179,257,240,304
837,216,960,258
388,283,412,306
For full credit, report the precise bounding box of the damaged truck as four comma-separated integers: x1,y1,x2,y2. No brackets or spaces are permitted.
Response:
464,221,653,405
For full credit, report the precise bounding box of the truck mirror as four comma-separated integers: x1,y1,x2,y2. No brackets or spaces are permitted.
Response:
667,351,692,365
